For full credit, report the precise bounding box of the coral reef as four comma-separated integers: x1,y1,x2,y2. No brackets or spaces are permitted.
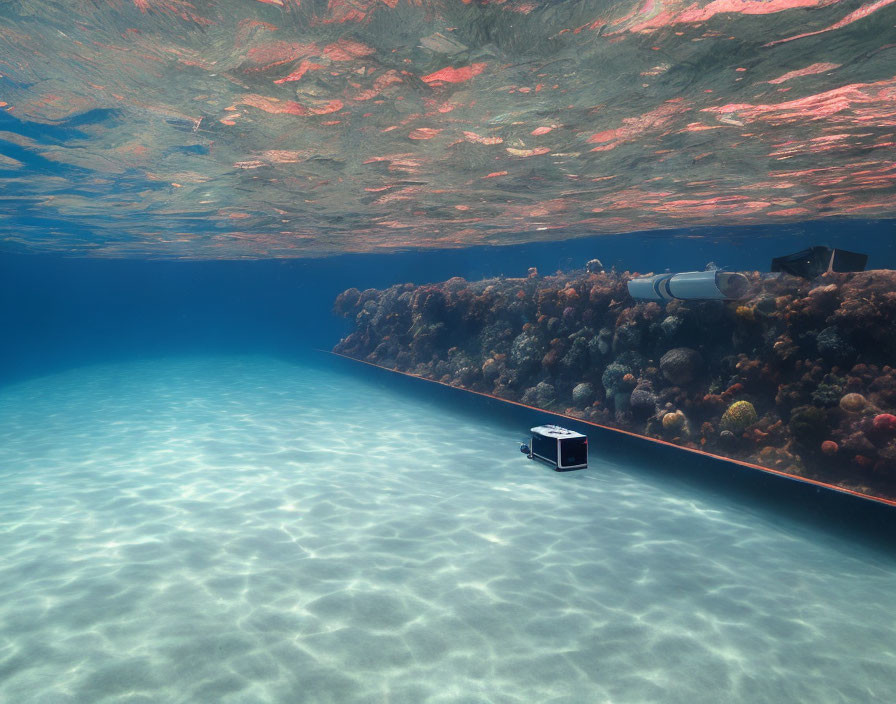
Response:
660,348,702,386
334,268,896,501
839,393,867,413
721,401,758,434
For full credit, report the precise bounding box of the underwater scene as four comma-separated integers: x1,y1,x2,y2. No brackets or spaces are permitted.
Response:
3,0,896,702
333,249,896,502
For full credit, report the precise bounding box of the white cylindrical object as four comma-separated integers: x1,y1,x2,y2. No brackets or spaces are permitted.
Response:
626,273,674,301
666,270,727,300
628,270,749,301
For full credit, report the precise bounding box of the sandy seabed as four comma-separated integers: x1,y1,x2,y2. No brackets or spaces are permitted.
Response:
1,355,895,704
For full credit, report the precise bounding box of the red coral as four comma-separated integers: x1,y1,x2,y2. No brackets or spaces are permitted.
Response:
722,383,744,401
872,414,896,434
853,455,874,470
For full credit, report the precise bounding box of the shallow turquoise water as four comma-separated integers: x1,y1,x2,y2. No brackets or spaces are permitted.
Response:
1,356,895,703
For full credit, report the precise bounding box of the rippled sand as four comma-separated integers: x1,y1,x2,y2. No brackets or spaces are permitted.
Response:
1,356,895,703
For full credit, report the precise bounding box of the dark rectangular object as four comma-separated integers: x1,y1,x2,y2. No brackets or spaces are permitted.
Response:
771,246,867,279
531,431,558,465
530,425,588,471
831,248,868,273
561,437,588,468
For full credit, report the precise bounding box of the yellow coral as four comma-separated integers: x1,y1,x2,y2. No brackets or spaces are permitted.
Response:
721,400,758,433
735,306,755,322
839,393,866,413
662,410,685,431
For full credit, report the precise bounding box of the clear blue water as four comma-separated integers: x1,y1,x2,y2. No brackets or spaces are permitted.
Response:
3,222,896,385
2,354,895,703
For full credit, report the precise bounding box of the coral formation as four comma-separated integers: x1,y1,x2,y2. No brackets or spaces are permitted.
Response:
660,348,702,386
721,401,758,434
873,414,896,435
334,267,896,500
839,393,867,413
662,410,686,432
572,383,595,407
789,406,830,448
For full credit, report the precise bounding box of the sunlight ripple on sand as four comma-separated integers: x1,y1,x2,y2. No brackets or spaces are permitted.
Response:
0,356,895,703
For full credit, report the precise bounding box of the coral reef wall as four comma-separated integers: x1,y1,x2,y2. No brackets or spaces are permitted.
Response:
334,268,896,501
